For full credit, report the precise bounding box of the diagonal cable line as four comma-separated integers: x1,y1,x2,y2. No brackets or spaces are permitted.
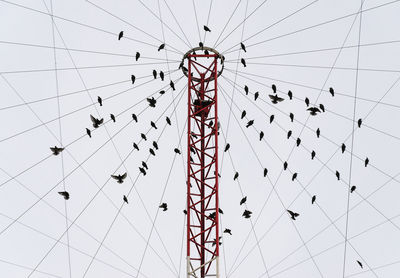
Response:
192,0,202,43
203,0,213,44
212,0,242,48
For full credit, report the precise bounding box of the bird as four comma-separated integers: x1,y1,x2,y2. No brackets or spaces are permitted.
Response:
283,161,288,170
246,120,254,128
118,31,123,40
287,130,292,139
131,75,136,84
198,42,204,49
316,128,321,138
240,42,246,52
149,148,156,156
219,208,224,214
191,132,198,139
312,195,316,204
240,196,247,205
123,195,128,204
242,210,252,218
365,157,369,167
86,128,91,138
111,173,127,184
241,58,246,67
329,87,335,97
234,172,239,180
170,80,176,91
264,168,268,177
224,228,232,235
159,90,165,95
142,161,148,170
336,170,340,180
260,131,264,141
305,97,310,107
212,237,222,246
160,71,164,81
153,141,159,150
132,114,138,122
292,173,298,181
135,52,140,61
270,115,275,124
152,70,157,79
50,146,64,155
183,209,187,215
133,142,139,151
141,133,147,141
110,114,116,122
174,148,181,154
166,116,171,125
296,138,301,147
289,113,294,122
254,91,259,101
58,191,70,200
287,210,299,220
272,84,277,93
139,167,147,175
147,97,157,108
244,85,249,95
224,143,230,152
159,203,168,211
158,43,165,51
90,115,104,128
204,49,209,55
241,110,246,119
208,212,216,219
307,107,321,116
190,147,195,154
204,25,211,32
288,90,293,100
341,143,346,153
269,94,284,104
319,104,325,112
97,96,103,106
357,260,363,269
351,185,356,193
358,118,362,128
150,121,157,129
311,150,316,160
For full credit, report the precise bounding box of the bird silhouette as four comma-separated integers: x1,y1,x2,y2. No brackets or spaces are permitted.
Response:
296,138,301,147
316,128,321,138
142,161,148,170
329,87,335,97
272,84,277,94
152,70,157,79
365,157,369,167
132,114,138,122
158,43,165,51
224,144,230,152
153,141,159,150
198,42,204,49
234,172,239,180
190,147,195,154
147,97,157,108
212,237,222,247
133,142,139,151
307,107,321,116
305,97,310,107
311,150,316,160
241,58,246,67
97,96,103,106
170,80,175,91
289,113,294,122
149,148,156,156
159,90,166,95
336,170,340,180
135,52,140,61
159,203,168,211
183,209,187,215
264,168,268,177
270,115,275,124
284,161,288,170
319,104,325,112
244,85,249,95
269,94,284,104
288,90,293,100
260,131,264,141
224,228,232,235
241,110,246,119
341,143,346,153
219,208,224,214
139,167,147,175
208,212,216,219
90,115,103,128
86,128,91,138
58,191,70,200
118,31,123,40
174,148,181,154
240,196,247,205
111,173,127,184
204,49,210,56
287,210,299,220
239,42,247,52
123,195,128,204
357,260,363,269
287,130,292,139
151,121,157,129
351,185,356,193
358,118,362,128
242,210,252,218
254,91,259,101
131,75,136,84
204,25,211,32
50,146,64,155
110,114,116,122
166,116,171,125
160,71,164,81
312,195,316,204
141,133,147,141
292,173,298,181
246,120,254,128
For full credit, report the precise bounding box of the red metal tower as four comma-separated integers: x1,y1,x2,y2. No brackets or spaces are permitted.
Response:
182,47,223,278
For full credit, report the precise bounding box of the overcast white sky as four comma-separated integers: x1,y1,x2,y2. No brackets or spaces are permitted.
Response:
1,0,400,277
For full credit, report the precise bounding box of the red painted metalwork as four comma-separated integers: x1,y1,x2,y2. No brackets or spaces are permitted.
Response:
187,53,219,277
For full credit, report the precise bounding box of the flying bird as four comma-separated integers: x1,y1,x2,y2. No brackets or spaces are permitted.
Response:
234,172,239,180
149,148,156,156
159,203,168,211
132,114,138,122
312,195,316,204
97,96,103,106
241,58,246,67
270,115,275,124
269,94,284,104
341,143,346,153
287,210,299,220
110,114,116,122
288,90,293,100
241,110,246,119
86,128,91,138
111,173,127,184
152,70,157,79
135,52,140,61
358,118,362,128
336,170,340,180
90,115,104,128
118,31,123,40
240,196,247,205
174,148,181,154
351,185,356,193
292,173,298,181
289,113,294,122
170,80,175,91
307,107,321,116
204,25,211,32
166,116,171,125
158,43,165,51
224,228,232,235
58,191,70,200
242,210,252,218
50,146,64,156
151,121,157,129
153,141,159,150
133,142,139,151
131,75,136,84
246,120,254,128
147,97,157,108
224,143,230,152
123,195,128,204
365,157,369,167
141,133,147,141
329,87,335,97
260,131,264,141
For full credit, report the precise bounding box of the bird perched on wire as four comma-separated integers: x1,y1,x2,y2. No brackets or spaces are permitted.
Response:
204,25,211,32
296,138,301,147
160,71,164,81
139,167,147,175
254,91,259,101
288,90,293,100
234,172,239,180
174,148,181,154
152,70,157,79
240,196,247,205
170,80,175,91
365,157,369,167
244,85,249,95
208,212,216,219
270,115,275,124
241,58,246,67
264,168,268,177
118,31,123,40
132,114,138,122
135,52,140,61
153,141,159,150
142,161,148,170
305,97,310,107
316,128,321,138
123,195,129,204
241,110,246,119
242,210,252,218
224,228,232,235
110,114,116,122
246,120,254,128
341,143,346,153
147,97,157,108
292,172,298,181
111,173,127,184
307,107,321,116
289,113,294,122
158,43,165,51
159,90,165,95
260,131,264,141
336,170,340,180
358,118,362,128
351,185,356,193
240,42,246,52
329,87,335,97
272,84,277,94
319,104,325,112
50,146,64,156
224,143,230,152
97,96,103,106
311,150,316,160
131,75,136,84
150,121,157,129
357,260,363,269
269,94,284,104
149,148,156,156
284,161,288,170
287,130,292,139
86,128,91,138
90,115,104,128
287,210,299,220
58,191,70,200
159,203,168,211
166,116,171,125
141,133,147,141
133,142,139,151
312,195,316,204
